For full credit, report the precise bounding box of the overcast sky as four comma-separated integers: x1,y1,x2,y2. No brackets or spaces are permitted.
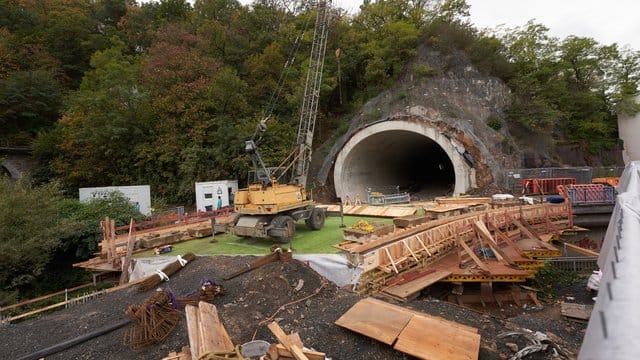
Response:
330,0,640,50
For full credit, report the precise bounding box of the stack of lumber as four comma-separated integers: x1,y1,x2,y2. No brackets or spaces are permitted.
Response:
185,301,234,359
335,297,480,360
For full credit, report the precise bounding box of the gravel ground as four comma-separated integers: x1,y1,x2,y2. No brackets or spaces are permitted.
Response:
1,255,588,360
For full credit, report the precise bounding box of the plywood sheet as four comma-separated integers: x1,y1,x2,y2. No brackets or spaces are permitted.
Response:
394,314,480,360
382,270,452,299
561,302,593,320
334,297,414,345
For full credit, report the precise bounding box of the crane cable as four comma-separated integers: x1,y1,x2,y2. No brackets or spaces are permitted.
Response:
260,3,313,125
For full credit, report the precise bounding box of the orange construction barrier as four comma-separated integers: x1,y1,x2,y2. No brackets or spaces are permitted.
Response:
592,177,619,187
522,178,576,195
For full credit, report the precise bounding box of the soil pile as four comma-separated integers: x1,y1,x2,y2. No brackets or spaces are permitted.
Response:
1,255,588,360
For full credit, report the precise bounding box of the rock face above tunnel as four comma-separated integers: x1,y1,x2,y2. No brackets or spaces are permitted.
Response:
316,46,520,201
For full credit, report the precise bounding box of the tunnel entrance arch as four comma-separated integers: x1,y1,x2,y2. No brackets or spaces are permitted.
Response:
333,120,475,202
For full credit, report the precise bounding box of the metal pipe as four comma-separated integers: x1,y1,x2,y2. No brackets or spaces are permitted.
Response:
17,319,130,360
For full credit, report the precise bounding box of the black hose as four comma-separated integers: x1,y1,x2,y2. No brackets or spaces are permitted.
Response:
17,318,131,360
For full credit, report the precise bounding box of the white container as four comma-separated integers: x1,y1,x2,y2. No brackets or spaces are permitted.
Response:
79,185,152,215
195,180,239,212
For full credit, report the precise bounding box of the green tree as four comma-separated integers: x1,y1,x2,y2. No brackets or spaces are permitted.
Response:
0,70,63,145
0,178,78,304
49,37,151,189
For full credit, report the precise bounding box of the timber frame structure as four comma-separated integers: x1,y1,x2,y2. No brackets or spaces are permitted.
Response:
335,203,572,296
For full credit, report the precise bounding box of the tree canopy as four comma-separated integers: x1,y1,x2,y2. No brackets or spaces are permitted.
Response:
0,0,637,204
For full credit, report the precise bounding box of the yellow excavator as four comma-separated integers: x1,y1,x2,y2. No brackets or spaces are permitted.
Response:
229,0,331,243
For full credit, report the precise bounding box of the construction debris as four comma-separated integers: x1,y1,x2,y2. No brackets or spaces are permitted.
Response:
498,329,570,359
124,290,182,350
335,297,480,360
266,321,325,360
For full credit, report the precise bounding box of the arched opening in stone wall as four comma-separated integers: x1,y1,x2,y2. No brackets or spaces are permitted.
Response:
334,120,474,203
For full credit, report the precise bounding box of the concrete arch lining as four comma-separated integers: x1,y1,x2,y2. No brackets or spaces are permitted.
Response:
333,120,474,202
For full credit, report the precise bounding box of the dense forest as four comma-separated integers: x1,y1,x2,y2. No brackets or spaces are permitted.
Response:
0,0,639,301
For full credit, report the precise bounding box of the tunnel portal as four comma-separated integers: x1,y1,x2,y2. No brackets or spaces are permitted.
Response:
333,120,474,203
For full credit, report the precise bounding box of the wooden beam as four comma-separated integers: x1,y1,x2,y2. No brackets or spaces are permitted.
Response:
512,218,542,242
562,242,599,257
267,322,309,360
269,344,326,360
414,235,431,256
119,219,136,285
185,305,201,360
401,239,419,262
488,220,525,257
456,237,490,273
472,221,515,265
198,302,234,354
383,248,399,274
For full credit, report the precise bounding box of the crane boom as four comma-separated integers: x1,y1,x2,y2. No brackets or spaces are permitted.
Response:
292,0,331,188
230,0,332,243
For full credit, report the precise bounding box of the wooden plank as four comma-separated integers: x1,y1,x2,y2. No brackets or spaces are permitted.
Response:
119,219,136,284
198,301,234,354
435,197,492,205
334,297,414,345
562,242,600,257
382,270,452,299
320,205,416,218
394,313,480,360
267,322,309,360
560,302,593,320
185,305,201,360
272,344,326,360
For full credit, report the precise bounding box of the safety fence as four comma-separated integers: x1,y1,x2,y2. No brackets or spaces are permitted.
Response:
114,207,232,235
557,184,616,205
543,257,598,272
368,192,411,206
366,185,411,206
521,177,576,195
504,167,592,194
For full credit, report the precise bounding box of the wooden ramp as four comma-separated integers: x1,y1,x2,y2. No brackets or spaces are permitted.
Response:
336,297,480,360
381,270,452,300
320,204,416,218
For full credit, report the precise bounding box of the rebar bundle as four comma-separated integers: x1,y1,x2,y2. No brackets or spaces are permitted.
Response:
176,279,225,307
138,252,196,292
124,290,181,350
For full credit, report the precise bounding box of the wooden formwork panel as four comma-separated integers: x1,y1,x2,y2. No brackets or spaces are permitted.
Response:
350,204,570,292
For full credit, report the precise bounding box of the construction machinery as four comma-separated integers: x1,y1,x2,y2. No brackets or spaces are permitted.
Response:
228,0,331,243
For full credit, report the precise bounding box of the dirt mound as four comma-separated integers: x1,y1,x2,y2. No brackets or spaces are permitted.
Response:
1,255,587,360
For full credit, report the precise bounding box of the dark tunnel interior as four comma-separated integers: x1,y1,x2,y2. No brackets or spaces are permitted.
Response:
341,130,455,200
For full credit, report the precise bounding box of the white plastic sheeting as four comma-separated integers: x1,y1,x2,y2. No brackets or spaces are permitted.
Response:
579,161,640,359
128,256,182,282
293,254,361,288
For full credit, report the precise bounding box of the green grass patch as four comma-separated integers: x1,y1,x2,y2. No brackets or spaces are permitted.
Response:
135,215,392,257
